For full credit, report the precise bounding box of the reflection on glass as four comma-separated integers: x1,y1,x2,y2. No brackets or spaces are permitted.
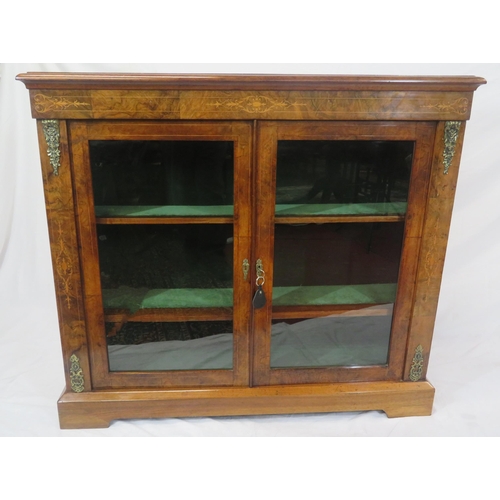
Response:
98,225,233,294
271,140,412,369
90,140,234,216
271,308,392,368
89,140,235,372
271,224,400,367
276,140,414,217
107,321,233,371
99,224,235,371
274,223,404,290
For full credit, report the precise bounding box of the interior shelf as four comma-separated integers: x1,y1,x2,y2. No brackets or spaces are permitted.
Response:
94,203,405,224
102,283,397,315
102,287,234,313
272,284,397,306
95,205,234,224
275,202,406,223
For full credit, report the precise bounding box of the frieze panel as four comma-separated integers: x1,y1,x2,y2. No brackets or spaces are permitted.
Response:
30,89,473,120
180,90,473,120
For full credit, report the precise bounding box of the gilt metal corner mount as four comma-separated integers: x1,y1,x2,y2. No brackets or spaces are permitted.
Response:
443,121,461,175
69,354,85,393
41,119,61,175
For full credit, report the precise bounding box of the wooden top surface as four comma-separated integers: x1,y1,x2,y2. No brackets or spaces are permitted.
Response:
16,72,487,91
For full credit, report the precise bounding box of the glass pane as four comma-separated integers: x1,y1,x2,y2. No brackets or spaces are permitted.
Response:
99,224,234,371
271,139,412,369
271,224,402,368
89,140,235,372
273,222,404,293
90,140,233,217
107,321,233,371
271,309,392,368
275,140,414,217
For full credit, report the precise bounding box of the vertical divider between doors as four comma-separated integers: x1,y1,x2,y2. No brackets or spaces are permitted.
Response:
248,120,258,387
252,121,278,386
232,120,254,387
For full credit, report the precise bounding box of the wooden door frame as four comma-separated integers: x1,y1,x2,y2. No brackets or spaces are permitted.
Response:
68,120,253,389
252,120,436,386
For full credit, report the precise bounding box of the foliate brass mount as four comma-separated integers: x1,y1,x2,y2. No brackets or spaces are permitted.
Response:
69,354,85,393
443,121,461,175
41,119,61,175
409,345,424,382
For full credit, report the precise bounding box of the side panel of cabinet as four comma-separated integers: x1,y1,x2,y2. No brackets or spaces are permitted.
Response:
68,121,253,389
253,121,436,386
36,119,92,393
403,121,467,381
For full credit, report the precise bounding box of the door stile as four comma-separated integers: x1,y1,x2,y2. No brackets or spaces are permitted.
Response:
252,122,278,385
247,119,258,387
385,122,436,379
231,122,253,386
68,121,108,385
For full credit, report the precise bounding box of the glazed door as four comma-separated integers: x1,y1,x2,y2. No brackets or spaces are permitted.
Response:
70,121,252,389
252,121,436,385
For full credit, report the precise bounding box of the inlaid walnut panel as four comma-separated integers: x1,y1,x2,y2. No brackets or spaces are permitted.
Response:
30,90,180,119
180,91,474,121
31,90,93,118
37,119,91,391
91,90,180,119
403,121,466,381
29,89,474,121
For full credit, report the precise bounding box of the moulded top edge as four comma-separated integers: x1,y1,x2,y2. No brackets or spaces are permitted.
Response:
15,72,487,91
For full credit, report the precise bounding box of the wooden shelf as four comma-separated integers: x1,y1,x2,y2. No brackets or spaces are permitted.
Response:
105,307,233,324
272,304,393,320
102,287,234,313
102,284,397,315
272,284,397,306
105,304,392,324
95,205,234,224
275,202,406,224
94,204,405,225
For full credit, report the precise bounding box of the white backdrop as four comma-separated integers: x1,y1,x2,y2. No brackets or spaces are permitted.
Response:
1,63,499,437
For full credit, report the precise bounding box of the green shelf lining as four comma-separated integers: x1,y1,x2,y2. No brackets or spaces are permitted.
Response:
102,283,397,313
102,287,234,313
275,202,407,217
95,205,234,218
94,202,406,219
272,283,397,306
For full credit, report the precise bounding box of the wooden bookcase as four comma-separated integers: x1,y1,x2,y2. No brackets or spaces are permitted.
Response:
17,72,485,428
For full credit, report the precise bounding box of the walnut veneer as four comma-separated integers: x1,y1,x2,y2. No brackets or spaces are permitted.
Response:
17,72,485,428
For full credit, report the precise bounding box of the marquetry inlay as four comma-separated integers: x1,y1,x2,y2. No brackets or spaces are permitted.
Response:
35,93,90,112
55,220,75,309
423,97,469,114
211,95,298,113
